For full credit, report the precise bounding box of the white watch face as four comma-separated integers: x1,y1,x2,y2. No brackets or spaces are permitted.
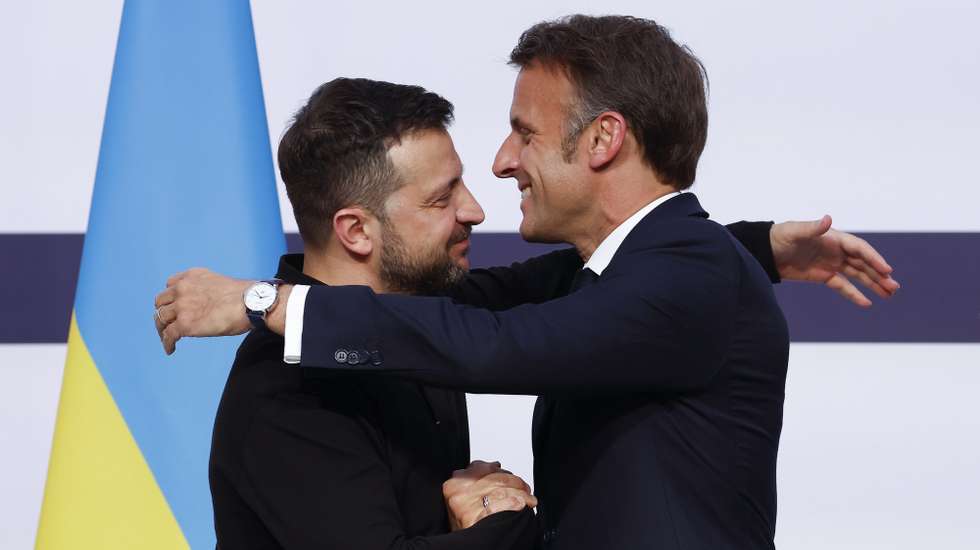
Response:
244,282,277,312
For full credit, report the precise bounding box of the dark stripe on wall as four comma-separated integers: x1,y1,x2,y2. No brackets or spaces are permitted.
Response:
2,233,977,343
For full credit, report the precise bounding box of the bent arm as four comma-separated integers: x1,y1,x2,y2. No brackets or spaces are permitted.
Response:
300,225,739,396
238,380,538,549
447,221,775,310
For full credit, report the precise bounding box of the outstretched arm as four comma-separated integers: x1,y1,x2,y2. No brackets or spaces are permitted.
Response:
153,219,898,354
289,224,748,396
448,222,774,310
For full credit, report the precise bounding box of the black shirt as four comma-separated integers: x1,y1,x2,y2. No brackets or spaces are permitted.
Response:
209,254,538,549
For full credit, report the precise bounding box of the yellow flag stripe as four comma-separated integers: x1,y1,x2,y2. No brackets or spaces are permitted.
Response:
36,314,189,549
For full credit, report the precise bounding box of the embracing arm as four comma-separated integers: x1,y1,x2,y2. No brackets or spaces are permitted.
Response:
233,366,538,549
153,220,897,355
447,221,775,309
298,223,741,395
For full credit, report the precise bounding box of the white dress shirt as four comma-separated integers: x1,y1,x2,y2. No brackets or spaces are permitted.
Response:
282,191,681,364
583,191,680,275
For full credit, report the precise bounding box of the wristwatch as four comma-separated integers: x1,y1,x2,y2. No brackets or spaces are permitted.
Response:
243,279,285,331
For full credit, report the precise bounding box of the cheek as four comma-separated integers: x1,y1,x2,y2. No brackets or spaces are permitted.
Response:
433,212,460,247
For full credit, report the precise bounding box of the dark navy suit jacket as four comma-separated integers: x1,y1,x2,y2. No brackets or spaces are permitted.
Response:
297,193,790,549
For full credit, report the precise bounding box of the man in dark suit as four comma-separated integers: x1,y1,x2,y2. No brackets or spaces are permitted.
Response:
208,78,548,549
157,17,899,549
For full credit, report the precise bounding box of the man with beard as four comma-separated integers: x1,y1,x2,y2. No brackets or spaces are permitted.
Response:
207,78,543,549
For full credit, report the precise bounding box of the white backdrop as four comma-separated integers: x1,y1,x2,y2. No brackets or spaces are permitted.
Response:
3,1,979,548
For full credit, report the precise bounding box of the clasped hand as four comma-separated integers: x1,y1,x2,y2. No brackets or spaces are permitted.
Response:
442,460,537,531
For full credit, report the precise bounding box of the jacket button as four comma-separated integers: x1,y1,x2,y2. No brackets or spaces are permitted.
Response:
334,349,348,363
370,350,383,366
346,350,361,365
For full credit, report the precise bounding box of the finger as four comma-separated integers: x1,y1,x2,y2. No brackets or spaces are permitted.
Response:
475,472,533,493
842,264,891,299
165,271,187,288
154,309,167,336
824,273,871,308
845,257,899,296
156,304,178,326
486,489,534,513
154,287,177,308
840,233,892,275
453,460,502,480
467,495,526,529
162,323,181,355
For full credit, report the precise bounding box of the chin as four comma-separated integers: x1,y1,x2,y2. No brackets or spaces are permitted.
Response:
519,221,559,245
519,220,537,243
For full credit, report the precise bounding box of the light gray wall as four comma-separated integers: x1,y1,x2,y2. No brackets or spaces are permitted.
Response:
3,1,978,548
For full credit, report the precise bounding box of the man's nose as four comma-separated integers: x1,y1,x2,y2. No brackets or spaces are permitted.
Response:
457,183,486,226
492,134,519,179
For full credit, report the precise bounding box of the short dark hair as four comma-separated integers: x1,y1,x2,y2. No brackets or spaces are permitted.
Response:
278,78,454,247
509,15,708,189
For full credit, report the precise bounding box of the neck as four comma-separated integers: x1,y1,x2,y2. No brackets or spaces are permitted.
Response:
301,242,388,293
571,173,677,262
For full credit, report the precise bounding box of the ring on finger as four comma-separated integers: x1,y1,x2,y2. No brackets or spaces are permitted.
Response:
482,494,490,509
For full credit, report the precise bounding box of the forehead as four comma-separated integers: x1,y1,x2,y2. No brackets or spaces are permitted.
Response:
510,63,576,125
387,128,461,189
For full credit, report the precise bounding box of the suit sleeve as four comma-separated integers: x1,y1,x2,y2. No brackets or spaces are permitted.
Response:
445,222,775,311
300,220,741,396
726,221,779,283
238,376,538,550
446,247,581,310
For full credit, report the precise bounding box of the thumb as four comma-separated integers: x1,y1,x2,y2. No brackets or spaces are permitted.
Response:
801,214,832,238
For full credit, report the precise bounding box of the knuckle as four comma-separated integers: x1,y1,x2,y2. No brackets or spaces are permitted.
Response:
442,480,459,495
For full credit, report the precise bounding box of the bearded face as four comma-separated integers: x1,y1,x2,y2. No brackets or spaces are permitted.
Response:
379,217,470,295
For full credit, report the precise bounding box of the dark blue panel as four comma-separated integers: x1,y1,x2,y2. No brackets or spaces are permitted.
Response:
773,233,980,342
2,232,977,343
0,234,83,343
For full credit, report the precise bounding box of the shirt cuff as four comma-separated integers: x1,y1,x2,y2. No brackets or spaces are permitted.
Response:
283,284,310,365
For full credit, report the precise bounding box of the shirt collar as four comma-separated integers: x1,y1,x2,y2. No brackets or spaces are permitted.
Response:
276,254,325,286
583,191,681,276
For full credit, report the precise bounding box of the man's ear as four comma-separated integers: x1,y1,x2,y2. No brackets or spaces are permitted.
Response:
333,207,376,257
587,111,627,170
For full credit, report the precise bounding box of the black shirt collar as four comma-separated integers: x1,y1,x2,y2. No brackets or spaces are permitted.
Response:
275,254,324,286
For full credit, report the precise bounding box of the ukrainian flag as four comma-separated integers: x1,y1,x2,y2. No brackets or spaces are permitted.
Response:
36,2,284,548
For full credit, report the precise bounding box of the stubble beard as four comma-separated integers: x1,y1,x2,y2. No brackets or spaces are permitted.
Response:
379,219,469,296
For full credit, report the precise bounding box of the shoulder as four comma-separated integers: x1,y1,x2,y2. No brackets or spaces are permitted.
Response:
617,215,741,269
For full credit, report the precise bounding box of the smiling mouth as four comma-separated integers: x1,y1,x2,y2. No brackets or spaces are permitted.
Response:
518,183,531,199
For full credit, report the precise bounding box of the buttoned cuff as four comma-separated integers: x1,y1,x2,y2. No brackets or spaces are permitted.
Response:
283,284,310,364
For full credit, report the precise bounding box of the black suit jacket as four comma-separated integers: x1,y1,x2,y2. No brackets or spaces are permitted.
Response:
297,194,789,549
209,256,539,549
